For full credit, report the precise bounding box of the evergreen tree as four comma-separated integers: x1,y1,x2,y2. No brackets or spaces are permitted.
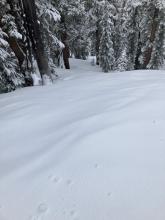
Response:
37,0,62,72
148,4,165,69
99,1,115,72
0,28,24,93
89,0,105,65
54,0,90,68
0,0,61,91
0,0,25,92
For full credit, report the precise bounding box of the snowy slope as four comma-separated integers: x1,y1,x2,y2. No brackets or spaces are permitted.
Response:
0,58,165,220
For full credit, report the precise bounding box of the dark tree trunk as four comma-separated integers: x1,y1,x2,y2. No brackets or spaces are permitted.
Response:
143,7,159,68
8,37,25,67
74,50,81,59
19,0,33,72
134,32,142,69
3,0,25,68
61,32,70,69
21,0,51,82
96,25,100,66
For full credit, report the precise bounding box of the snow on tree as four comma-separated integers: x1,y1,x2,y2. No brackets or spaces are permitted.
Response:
89,0,105,65
54,0,90,68
36,0,63,71
0,0,165,93
0,28,24,93
115,0,165,71
99,1,115,72
0,0,26,92
147,2,165,69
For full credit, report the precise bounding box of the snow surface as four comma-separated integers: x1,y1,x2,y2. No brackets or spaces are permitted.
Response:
0,58,165,220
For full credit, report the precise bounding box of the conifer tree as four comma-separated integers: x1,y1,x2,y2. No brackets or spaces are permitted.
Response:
99,1,115,72
0,28,24,93
148,4,165,69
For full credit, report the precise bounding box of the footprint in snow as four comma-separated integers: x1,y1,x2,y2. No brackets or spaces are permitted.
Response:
66,179,74,186
52,177,61,184
107,192,112,197
29,216,39,220
29,204,49,220
94,163,99,169
37,203,49,214
70,210,76,216
48,174,61,184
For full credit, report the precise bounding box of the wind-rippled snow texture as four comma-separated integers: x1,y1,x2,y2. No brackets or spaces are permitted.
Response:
0,58,165,220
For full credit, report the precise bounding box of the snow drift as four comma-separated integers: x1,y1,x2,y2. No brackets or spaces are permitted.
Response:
0,59,165,220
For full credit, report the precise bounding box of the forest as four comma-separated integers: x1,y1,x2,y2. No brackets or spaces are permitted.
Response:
0,0,165,93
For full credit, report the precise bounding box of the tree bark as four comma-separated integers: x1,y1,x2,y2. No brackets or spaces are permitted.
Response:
143,7,159,68
8,37,25,67
61,32,70,69
96,28,100,65
21,0,51,82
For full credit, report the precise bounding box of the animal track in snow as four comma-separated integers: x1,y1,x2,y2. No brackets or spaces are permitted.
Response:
29,203,49,220
37,203,49,214
66,179,74,186
94,163,99,169
52,177,61,183
70,209,76,217
107,192,112,197
152,120,156,124
48,174,61,184
29,215,39,220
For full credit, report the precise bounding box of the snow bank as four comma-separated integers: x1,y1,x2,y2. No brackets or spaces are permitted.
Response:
0,59,165,220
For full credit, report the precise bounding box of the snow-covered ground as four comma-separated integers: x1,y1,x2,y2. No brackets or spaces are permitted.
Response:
0,58,165,220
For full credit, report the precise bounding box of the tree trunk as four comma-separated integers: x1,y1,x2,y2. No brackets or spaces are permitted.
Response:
134,32,142,69
143,7,159,68
61,32,70,69
21,0,51,83
8,37,25,67
96,25,100,66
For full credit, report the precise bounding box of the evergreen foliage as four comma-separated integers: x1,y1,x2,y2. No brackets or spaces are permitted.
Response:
0,0,165,93
99,1,115,72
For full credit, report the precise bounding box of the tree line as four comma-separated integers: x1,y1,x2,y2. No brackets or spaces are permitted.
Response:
0,0,164,93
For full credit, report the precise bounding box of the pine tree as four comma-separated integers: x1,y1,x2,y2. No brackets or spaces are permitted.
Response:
37,0,62,72
0,0,25,92
0,28,24,93
0,0,61,92
54,0,90,68
148,3,165,69
115,0,165,71
89,0,105,65
134,0,165,70
99,1,115,72
116,0,140,71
